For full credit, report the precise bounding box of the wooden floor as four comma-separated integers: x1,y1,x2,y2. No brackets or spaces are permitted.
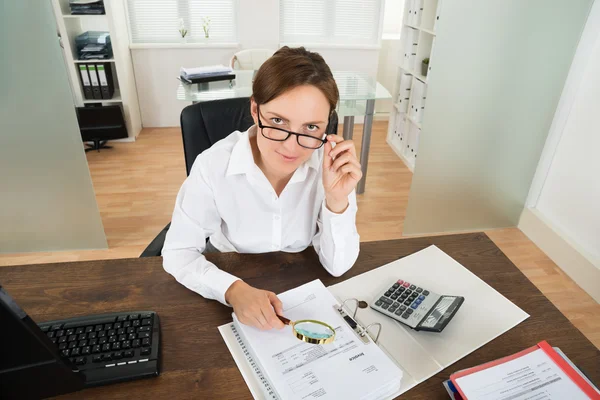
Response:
1,121,598,349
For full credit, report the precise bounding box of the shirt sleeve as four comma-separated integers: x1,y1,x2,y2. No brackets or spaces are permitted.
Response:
162,158,240,306
312,190,360,277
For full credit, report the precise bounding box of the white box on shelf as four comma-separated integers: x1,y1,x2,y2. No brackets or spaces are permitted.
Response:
413,0,424,27
414,80,428,123
409,78,423,120
406,0,415,26
397,73,413,112
406,124,421,162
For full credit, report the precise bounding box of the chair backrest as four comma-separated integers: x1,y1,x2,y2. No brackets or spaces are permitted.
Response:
180,97,254,176
179,97,340,176
229,49,276,70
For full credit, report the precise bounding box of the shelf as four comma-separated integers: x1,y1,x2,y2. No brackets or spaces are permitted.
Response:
399,66,428,83
74,59,115,63
387,137,415,172
63,14,106,19
407,114,422,129
404,24,436,37
83,89,122,104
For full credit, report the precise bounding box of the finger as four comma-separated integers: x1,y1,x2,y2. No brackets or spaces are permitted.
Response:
254,312,271,330
329,142,357,159
268,292,284,316
331,153,361,172
262,307,285,330
326,134,345,144
322,140,333,169
340,164,363,182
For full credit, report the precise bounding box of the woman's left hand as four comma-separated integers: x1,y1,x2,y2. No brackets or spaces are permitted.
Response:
322,134,362,213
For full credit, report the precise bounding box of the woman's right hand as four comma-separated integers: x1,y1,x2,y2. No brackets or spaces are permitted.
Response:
225,280,286,330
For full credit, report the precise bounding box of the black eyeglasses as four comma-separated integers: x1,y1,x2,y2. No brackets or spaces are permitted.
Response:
256,105,330,150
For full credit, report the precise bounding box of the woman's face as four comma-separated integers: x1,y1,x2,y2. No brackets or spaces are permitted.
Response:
251,85,330,178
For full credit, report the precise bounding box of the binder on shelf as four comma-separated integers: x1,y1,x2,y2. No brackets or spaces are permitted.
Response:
406,0,414,26
78,64,93,100
86,64,102,100
96,63,114,99
397,73,412,112
413,0,424,27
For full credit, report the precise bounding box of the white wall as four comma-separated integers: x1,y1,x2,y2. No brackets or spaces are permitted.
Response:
375,39,402,114
129,0,382,127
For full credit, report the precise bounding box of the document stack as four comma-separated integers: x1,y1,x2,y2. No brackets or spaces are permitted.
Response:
75,31,112,60
179,65,235,84
69,0,105,15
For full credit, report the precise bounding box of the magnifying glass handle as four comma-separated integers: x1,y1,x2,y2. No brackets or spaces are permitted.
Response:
277,315,291,325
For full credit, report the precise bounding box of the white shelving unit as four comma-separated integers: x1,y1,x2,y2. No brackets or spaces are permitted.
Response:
386,0,442,172
51,0,142,140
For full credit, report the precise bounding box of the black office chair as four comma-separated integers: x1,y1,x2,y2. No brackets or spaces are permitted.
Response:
140,97,339,257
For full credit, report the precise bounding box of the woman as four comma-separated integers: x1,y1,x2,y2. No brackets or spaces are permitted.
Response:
163,46,361,331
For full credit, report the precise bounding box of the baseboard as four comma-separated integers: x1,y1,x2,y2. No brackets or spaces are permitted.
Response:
518,207,600,303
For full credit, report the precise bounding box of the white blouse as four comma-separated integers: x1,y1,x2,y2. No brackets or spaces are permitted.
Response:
162,126,360,305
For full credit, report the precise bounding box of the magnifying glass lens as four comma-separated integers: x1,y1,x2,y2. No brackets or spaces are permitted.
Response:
293,321,335,341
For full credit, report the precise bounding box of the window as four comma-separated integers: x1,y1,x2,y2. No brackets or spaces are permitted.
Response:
280,0,383,46
382,0,404,39
126,0,237,44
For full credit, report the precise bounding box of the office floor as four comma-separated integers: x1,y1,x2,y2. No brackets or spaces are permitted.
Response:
0,121,598,349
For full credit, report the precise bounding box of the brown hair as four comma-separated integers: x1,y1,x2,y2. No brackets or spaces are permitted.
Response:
252,46,339,113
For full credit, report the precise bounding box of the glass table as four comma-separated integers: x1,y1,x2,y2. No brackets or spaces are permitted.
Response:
177,70,392,194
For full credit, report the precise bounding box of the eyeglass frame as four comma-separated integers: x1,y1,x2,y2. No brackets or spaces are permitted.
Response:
256,104,331,150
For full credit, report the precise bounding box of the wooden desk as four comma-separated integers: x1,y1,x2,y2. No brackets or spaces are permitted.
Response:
1,233,598,399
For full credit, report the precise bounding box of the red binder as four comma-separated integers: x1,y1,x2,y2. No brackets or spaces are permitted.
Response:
450,341,599,400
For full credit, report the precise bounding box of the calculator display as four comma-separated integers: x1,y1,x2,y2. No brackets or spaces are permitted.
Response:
420,296,457,328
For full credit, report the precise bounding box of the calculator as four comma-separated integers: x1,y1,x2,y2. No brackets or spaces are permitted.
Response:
370,279,464,332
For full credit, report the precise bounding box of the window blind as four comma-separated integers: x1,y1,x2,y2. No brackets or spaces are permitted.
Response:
127,0,237,44
280,0,383,46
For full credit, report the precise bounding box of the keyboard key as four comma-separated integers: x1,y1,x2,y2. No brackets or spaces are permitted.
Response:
409,285,416,290
47,331,55,338
108,336,116,343
397,279,404,285
82,346,91,355
394,308,403,316
88,331,97,339
117,315,128,322
127,327,135,334
141,319,152,326
381,303,389,310
118,334,127,341
122,340,131,349
68,342,77,349
102,344,111,352
95,325,103,332
71,348,80,357
113,351,123,360
416,288,423,293
75,327,84,335
132,320,141,328
423,290,430,296
64,317,115,330
108,329,116,337
58,336,67,344
51,337,58,344
124,350,135,358
40,326,50,333
141,347,151,356
75,357,86,366
56,330,64,337
401,312,410,319
131,339,140,348
68,334,77,341
62,349,70,357
114,322,122,329
92,345,101,354
99,337,107,345
141,313,152,319
102,353,112,361
123,321,131,328
138,326,151,332
399,305,407,311
78,333,87,341
66,328,75,335
112,342,121,350
85,326,93,333
375,300,383,307
78,340,87,347
104,323,113,330
128,333,137,340
128,314,140,321
59,343,68,350
51,324,62,331
92,355,102,363
117,328,125,335
89,338,98,346
98,331,106,338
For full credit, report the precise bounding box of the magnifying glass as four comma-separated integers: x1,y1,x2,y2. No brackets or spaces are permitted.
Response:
277,315,336,345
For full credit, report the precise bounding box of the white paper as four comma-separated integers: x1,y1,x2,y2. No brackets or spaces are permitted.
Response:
327,245,530,396
455,348,589,400
233,280,402,400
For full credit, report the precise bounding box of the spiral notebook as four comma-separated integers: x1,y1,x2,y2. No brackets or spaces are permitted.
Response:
218,245,530,399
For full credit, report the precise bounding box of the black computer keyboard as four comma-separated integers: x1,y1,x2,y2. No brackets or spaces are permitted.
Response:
38,311,160,386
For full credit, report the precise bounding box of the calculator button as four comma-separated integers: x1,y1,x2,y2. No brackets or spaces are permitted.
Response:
382,303,389,310
419,295,425,301
403,300,412,306
401,312,411,319
415,300,422,305
397,287,405,292
385,291,393,297
393,302,400,307
409,285,416,290
423,290,430,296
403,282,410,288
389,307,397,313
399,305,407,311
380,297,392,304
394,308,403,316
405,290,412,296
411,303,419,309
391,294,399,300
416,288,423,293
375,300,383,307
388,287,396,292
392,283,399,289
397,280,404,285
407,309,413,314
